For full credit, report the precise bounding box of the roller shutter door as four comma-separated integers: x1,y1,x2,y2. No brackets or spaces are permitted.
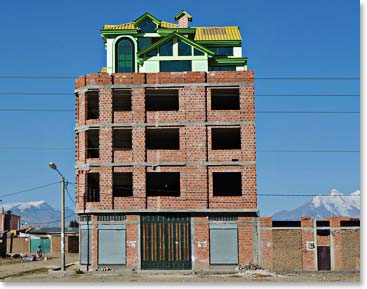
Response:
210,223,238,264
80,225,92,265
98,224,126,265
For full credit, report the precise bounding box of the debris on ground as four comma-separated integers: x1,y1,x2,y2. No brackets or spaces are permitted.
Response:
233,263,285,278
236,262,264,271
96,266,111,271
23,254,36,261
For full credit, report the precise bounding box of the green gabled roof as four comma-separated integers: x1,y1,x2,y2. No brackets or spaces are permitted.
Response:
137,32,215,57
134,12,161,25
174,10,192,21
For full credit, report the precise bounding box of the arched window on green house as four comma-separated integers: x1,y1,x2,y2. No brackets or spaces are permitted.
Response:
115,38,135,73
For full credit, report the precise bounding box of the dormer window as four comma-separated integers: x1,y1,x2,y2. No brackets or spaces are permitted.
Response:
137,19,157,33
116,38,135,72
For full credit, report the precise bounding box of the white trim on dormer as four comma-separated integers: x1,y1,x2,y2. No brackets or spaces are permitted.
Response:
109,35,138,74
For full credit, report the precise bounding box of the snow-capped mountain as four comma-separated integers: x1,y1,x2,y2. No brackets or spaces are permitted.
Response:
2,200,76,227
272,189,360,220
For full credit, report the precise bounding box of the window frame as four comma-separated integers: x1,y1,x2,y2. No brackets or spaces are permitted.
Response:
115,37,135,73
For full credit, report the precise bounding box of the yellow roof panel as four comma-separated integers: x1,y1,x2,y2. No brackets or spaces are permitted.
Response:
160,21,178,28
103,22,135,30
194,26,242,41
103,21,177,31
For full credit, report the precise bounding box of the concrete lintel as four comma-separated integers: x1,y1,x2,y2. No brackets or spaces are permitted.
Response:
76,208,259,214
76,161,256,170
75,121,255,132
74,82,254,93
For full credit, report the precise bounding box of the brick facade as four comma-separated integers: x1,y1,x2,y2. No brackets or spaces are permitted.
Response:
0,213,20,232
259,216,360,272
76,71,258,270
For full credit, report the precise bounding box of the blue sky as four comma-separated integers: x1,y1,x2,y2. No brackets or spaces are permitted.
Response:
0,0,359,215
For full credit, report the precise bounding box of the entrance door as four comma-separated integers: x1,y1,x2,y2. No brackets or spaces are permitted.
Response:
141,214,191,270
317,246,331,270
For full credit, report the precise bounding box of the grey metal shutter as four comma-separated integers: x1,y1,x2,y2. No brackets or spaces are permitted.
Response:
98,224,126,265
210,223,238,264
80,225,92,265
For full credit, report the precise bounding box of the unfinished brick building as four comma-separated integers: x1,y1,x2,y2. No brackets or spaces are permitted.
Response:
75,11,257,270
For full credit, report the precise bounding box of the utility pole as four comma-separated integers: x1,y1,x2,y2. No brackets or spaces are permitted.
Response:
49,162,66,272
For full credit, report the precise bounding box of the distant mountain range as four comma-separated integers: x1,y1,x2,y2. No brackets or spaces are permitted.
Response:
272,189,360,220
2,200,76,227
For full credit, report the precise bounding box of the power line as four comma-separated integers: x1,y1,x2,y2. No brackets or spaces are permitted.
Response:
30,213,77,225
0,75,359,80
0,108,360,114
255,94,360,97
0,146,73,150
256,111,359,114
0,108,73,112
0,92,71,96
65,182,76,206
0,181,60,198
0,92,360,97
78,186,360,199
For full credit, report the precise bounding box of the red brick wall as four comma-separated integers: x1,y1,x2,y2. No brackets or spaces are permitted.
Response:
272,229,303,271
0,214,20,231
75,71,256,212
259,217,360,272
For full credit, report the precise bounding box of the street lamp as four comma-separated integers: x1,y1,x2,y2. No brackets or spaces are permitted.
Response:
48,162,66,272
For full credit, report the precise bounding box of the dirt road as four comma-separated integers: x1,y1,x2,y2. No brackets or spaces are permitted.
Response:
0,255,359,282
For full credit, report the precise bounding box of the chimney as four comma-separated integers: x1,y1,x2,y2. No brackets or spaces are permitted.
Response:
174,10,192,28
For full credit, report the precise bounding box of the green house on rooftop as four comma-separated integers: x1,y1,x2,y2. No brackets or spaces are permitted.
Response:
100,11,247,73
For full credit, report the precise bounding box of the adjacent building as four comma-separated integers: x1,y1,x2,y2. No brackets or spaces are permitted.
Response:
75,10,256,270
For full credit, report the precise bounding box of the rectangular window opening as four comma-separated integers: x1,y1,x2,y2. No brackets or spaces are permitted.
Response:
211,127,241,150
146,128,180,150
87,173,100,202
213,172,242,196
113,89,132,111
113,128,132,150
210,47,233,56
113,172,133,197
86,90,99,119
160,60,192,72
87,129,99,158
211,88,240,110
145,89,179,111
146,172,180,196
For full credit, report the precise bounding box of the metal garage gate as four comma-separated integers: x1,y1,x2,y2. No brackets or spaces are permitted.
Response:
141,214,191,270
30,237,50,253
80,224,92,265
98,224,126,265
210,223,238,264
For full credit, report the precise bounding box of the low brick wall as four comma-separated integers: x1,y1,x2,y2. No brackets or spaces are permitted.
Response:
51,235,79,254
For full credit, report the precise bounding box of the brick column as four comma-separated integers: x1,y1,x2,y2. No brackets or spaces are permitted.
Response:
193,216,209,270
238,217,254,265
259,217,273,270
91,214,98,269
126,214,139,268
301,217,316,270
